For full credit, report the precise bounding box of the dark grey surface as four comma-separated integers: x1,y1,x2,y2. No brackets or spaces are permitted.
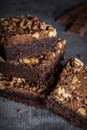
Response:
0,0,87,130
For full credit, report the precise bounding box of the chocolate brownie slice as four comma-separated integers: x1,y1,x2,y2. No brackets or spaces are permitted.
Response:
0,63,62,108
46,58,87,129
0,14,65,82
0,38,66,82
0,15,57,61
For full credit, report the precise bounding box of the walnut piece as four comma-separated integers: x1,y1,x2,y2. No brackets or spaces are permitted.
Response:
0,56,5,62
72,76,78,84
23,57,39,65
32,32,39,39
74,58,84,67
48,29,57,38
77,107,86,116
85,99,87,105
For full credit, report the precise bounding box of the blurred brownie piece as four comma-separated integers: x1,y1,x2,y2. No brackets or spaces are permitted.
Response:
47,58,87,129
57,2,87,36
57,2,87,25
67,15,87,36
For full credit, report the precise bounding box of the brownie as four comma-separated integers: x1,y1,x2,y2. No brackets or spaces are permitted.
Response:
46,58,87,129
0,38,66,82
0,15,57,61
0,15,57,69
0,63,62,108
0,14,66,82
0,14,66,108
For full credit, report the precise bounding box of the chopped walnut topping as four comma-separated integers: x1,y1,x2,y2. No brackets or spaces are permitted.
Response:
0,15,57,45
37,84,47,94
74,58,84,67
23,58,31,64
22,57,39,65
19,20,25,28
56,87,65,95
32,32,39,39
40,22,47,30
72,76,78,84
0,82,5,90
85,99,87,105
52,52,56,58
55,86,71,102
0,56,5,62
51,58,87,116
48,29,57,38
56,39,66,49
77,107,86,116
58,42,63,49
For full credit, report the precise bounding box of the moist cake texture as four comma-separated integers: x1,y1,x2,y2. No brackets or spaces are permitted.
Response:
0,64,62,108
0,38,66,82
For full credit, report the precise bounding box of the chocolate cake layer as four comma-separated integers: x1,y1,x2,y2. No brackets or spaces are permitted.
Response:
0,38,66,82
46,58,87,129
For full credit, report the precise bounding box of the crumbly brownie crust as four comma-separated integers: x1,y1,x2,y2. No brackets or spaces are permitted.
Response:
0,15,57,46
47,58,87,129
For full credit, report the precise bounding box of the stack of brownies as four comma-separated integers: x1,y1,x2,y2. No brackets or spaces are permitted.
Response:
0,15,87,129
0,15,66,106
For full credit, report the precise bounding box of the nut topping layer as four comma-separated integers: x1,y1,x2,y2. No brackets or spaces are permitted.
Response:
0,71,55,97
53,58,87,117
0,15,57,45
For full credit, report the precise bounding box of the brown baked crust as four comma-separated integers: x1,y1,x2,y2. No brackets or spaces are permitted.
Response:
46,58,87,129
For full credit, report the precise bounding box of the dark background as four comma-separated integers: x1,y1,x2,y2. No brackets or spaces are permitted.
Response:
0,0,87,130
